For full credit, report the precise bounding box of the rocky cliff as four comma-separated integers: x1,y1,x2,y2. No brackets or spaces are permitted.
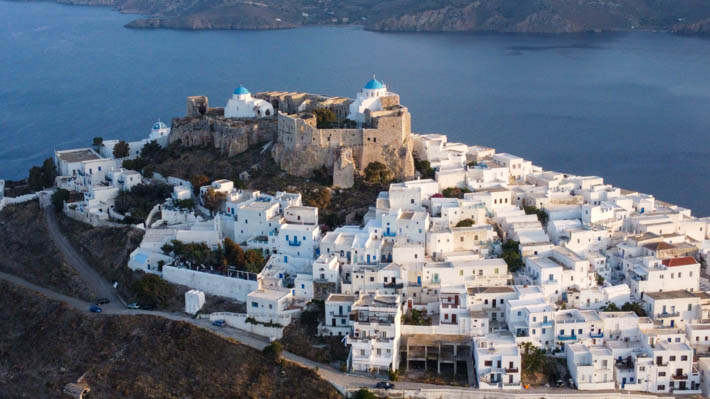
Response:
169,115,277,157
27,0,710,34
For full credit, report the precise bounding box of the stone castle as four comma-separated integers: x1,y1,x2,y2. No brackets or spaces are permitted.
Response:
174,78,416,188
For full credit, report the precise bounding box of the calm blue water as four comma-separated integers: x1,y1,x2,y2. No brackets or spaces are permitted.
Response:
1,1,709,215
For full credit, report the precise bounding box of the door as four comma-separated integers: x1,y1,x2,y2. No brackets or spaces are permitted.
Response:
492,299,497,308
367,254,370,264
452,314,457,324
408,299,412,310
417,276,422,285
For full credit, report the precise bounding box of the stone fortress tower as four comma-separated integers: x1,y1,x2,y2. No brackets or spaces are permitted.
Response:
263,77,416,188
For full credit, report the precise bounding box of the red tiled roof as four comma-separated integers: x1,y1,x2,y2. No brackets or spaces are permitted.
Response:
662,256,698,267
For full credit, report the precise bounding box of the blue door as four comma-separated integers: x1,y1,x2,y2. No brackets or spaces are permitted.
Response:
417,276,422,285
367,254,371,264
622,378,626,389
284,255,288,263
386,227,390,235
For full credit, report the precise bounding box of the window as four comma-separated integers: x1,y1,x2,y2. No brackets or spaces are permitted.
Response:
269,304,273,309
484,360,492,367
251,302,258,308
670,356,676,361
658,372,666,377
688,304,692,311
681,355,688,361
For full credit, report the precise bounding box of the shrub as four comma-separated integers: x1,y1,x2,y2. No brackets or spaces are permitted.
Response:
364,161,394,185
455,218,475,227
353,389,376,399
414,158,435,179
28,158,57,191
113,140,130,158
501,239,524,272
51,188,70,210
190,174,210,195
442,186,471,199
523,205,549,225
388,369,399,381
131,273,175,308
313,108,337,129
263,341,284,360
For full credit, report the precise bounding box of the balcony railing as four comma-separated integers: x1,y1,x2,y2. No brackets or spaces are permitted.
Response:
328,311,348,317
383,231,396,237
505,367,519,373
657,312,680,319
541,321,553,327
383,282,404,289
288,240,301,247
590,332,604,338
672,374,688,380
558,334,577,341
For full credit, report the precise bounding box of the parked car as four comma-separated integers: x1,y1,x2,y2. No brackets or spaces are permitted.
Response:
375,382,394,389
126,303,140,310
96,298,110,306
89,305,102,313
554,378,565,388
212,319,226,327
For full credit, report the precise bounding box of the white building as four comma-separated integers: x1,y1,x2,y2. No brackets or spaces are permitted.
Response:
224,85,274,118
347,77,391,123
473,332,521,389
347,294,402,373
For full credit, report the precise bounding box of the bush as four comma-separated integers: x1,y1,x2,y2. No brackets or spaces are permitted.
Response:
174,199,195,210
442,186,471,199
114,183,172,223
263,341,284,360
523,205,549,225
388,369,399,381
28,158,57,191
51,188,70,210
190,174,210,195
113,140,130,158
364,162,394,185
131,274,175,308
314,108,337,129
501,239,524,272
414,158,435,179
140,140,162,159
353,389,376,399
455,218,475,227
305,187,331,209
312,166,332,186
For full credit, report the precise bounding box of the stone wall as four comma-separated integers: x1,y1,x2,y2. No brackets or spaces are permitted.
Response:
169,113,278,157
162,266,257,301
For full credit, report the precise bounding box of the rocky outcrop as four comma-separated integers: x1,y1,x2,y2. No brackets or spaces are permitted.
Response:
169,115,277,157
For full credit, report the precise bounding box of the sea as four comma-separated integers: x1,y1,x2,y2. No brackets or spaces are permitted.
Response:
1,1,709,215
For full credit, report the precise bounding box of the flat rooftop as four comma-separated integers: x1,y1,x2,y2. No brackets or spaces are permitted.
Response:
645,290,697,300
56,148,100,163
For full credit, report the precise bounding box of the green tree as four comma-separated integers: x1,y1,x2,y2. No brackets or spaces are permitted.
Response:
313,108,337,129
621,302,647,317
524,205,549,225
263,341,283,361
596,273,605,286
388,369,399,381
28,166,43,191
92,136,103,150
455,218,475,227
414,158,435,179
501,239,524,272
364,161,394,185
223,238,246,268
521,342,546,377
244,249,266,274
140,140,161,159
190,174,210,195
113,140,130,158
41,158,57,188
353,389,376,399
442,187,471,199
122,157,148,173
174,199,196,210
51,188,70,210
600,303,620,312
203,188,226,215
131,273,174,308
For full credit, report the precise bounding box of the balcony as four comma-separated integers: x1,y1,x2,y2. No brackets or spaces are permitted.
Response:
558,334,577,341
287,240,301,247
540,320,553,327
590,332,604,339
328,311,348,318
383,231,396,237
505,367,519,373
657,312,680,319
672,374,688,380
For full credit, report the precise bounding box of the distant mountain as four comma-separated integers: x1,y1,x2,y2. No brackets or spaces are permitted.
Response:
41,0,710,33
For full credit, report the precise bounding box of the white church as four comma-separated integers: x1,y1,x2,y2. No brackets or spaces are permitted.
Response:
347,76,393,123
224,85,274,118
